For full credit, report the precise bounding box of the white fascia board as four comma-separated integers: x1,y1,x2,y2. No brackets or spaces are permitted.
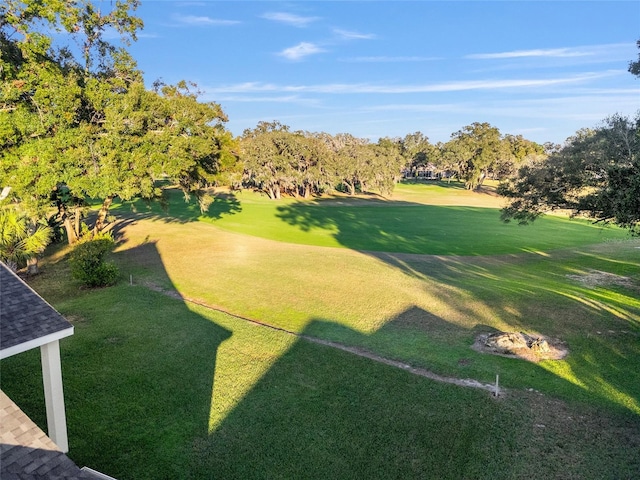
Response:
0,327,74,360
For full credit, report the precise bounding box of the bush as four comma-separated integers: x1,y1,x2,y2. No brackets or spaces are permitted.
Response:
68,236,119,287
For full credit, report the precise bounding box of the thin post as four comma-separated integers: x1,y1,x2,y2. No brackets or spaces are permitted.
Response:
40,340,69,452
494,374,500,397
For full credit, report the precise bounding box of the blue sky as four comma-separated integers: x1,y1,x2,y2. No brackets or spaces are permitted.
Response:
127,1,640,145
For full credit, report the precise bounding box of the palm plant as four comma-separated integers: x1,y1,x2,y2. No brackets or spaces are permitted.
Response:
0,209,52,273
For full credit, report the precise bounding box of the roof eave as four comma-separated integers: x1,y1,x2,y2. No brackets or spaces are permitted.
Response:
0,326,74,360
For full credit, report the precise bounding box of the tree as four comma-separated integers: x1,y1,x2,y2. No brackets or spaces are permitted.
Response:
1,0,238,237
368,137,405,195
400,132,438,176
442,122,509,190
498,113,640,234
0,207,52,273
241,121,293,200
499,134,546,179
323,133,370,196
82,79,236,234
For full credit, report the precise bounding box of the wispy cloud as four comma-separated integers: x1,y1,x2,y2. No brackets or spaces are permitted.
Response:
467,48,590,59
205,94,322,107
333,28,376,40
173,14,240,26
466,43,632,60
340,56,440,63
364,92,640,121
262,12,320,27
278,42,325,61
208,72,619,94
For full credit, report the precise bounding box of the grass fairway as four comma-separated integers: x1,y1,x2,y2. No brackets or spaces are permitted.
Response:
114,184,629,255
2,181,639,478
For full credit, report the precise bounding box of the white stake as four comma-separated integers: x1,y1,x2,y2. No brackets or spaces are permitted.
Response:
495,374,500,397
130,274,133,286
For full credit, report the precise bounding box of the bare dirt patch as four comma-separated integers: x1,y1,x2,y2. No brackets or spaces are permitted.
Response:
566,269,635,289
473,331,569,362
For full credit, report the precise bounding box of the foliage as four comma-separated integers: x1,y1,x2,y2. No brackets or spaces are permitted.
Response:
0,207,52,272
499,113,640,234
68,232,119,287
400,131,439,173
241,124,405,199
629,38,640,78
0,0,239,238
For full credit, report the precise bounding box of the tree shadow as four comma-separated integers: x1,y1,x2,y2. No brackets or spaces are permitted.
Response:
275,198,628,257
368,252,640,413
112,188,242,225
193,308,640,479
0,241,233,479
2,237,638,477
275,198,640,414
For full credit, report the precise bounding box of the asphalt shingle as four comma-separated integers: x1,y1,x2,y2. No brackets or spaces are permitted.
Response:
0,390,94,479
0,262,73,352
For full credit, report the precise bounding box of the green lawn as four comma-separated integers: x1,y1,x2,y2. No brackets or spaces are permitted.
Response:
113,184,629,255
2,283,638,479
2,182,639,478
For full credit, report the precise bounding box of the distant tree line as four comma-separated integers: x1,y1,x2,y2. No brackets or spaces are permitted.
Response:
240,121,546,199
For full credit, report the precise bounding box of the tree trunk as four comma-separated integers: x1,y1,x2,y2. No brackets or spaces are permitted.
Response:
93,195,114,235
27,257,39,275
74,206,82,239
345,180,355,196
58,204,78,245
63,215,78,244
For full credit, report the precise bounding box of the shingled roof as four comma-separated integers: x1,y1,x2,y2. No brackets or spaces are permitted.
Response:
0,390,97,480
0,262,73,359
0,263,111,478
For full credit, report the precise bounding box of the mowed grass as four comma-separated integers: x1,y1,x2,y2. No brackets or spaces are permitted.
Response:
107,183,639,412
2,282,639,479
2,181,639,478
113,182,630,255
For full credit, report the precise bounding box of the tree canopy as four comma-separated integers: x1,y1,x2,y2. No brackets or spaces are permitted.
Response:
241,124,405,199
498,113,640,234
1,0,238,241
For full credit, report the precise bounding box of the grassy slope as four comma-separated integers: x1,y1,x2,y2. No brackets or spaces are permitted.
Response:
2,283,638,479
1,181,639,478
109,185,639,412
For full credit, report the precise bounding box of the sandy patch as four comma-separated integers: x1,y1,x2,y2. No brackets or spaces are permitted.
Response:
566,269,635,289
473,332,569,362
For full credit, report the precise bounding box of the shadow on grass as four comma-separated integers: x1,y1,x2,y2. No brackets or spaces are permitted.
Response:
111,188,242,225
400,179,472,189
275,198,628,256
365,252,640,413
193,311,640,479
0,241,233,479
3,242,638,478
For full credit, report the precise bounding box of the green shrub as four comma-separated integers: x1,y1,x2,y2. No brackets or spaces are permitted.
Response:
68,235,119,287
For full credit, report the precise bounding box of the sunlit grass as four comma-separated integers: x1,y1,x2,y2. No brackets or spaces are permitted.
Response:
2,281,638,478
106,189,640,414
113,185,630,256
1,181,639,477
